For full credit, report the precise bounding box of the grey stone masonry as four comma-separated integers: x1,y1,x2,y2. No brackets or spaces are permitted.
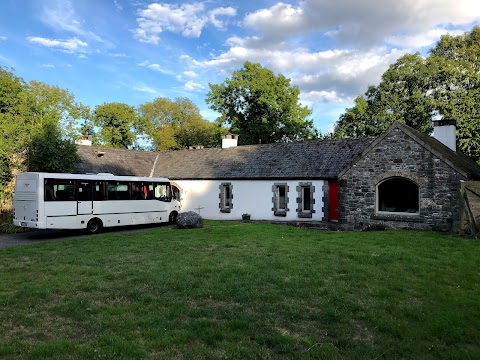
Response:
339,127,466,231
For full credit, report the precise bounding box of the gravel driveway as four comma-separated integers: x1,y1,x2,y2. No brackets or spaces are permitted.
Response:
0,230,83,248
0,224,168,249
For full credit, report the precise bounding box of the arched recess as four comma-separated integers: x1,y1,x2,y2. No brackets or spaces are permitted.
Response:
377,177,419,214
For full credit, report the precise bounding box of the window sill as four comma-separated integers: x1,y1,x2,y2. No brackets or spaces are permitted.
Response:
220,208,231,213
298,212,313,219
274,211,287,217
371,213,424,222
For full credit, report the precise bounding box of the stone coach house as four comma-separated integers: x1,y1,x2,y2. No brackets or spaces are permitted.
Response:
74,121,480,232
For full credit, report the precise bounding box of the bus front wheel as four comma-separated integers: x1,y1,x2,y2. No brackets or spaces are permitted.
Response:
86,218,103,235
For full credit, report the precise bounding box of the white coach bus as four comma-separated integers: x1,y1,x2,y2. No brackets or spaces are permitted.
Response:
13,172,181,234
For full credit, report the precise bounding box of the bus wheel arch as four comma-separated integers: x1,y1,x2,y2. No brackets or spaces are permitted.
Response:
169,211,178,224
86,218,103,234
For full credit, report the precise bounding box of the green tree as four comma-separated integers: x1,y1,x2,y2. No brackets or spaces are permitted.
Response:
0,67,24,114
138,97,221,151
0,67,26,201
19,81,85,172
206,61,317,145
93,103,140,148
334,53,434,138
333,26,480,162
0,69,86,201
19,81,89,136
27,122,80,172
334,92,375,138
429,26,480,160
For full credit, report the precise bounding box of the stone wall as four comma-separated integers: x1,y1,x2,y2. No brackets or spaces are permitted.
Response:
339,127,465,231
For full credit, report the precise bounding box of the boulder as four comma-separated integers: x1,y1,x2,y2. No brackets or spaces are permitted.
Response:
176,211,204,229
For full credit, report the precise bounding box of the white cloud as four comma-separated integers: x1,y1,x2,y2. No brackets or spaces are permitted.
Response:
183,70,198,78
301,90,345,104
190,0,480,110
183,80,204,91
0,36,7,41
133,2,236,44
201,46,392,101
243,0,480,47
386,27,464,48
244,3,305,38
41,0,103,42
138,60,174,75
27,36,88,54
208,7,237,29
40,63,56,68
133,84,157,94
113,0,123,11
110,53,128,57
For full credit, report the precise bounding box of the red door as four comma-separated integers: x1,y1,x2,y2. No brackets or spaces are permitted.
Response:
329,181,339,221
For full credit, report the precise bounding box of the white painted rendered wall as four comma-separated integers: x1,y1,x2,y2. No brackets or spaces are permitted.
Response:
174,179,326,221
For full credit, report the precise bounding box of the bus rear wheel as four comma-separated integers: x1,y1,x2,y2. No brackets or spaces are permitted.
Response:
86,218,103,235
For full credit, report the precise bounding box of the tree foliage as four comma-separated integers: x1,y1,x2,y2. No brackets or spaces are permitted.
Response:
206,61,317,145
335,53,435,138
27,123,80,173
429,26,480,161
138,97,223,151
19,81,86,171
0,67,25,199
93,103,140,149
333,26,480,162
0,67,86,201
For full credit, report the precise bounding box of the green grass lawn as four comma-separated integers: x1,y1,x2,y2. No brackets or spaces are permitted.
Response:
0,221,479,359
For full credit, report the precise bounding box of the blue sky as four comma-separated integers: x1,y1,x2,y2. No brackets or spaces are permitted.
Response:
1,0,479,134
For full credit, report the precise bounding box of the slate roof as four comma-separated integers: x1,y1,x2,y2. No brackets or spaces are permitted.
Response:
75,146,158,177
402,123,480,179
151,138,373,180
74,123,480,181
74,138,374,180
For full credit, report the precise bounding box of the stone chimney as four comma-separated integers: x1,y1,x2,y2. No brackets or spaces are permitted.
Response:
222,134,238,149
433,120,456,152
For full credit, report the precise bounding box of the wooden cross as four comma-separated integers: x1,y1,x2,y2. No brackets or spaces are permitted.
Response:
195,206,205,215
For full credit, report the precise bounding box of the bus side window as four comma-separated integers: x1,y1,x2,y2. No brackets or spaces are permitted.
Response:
77,181,92,201
94,182,105,201
146,184,155,200
45,179,75,201
155,183,172,202
132,182,145,200
56,190,68,200
45,182,55,201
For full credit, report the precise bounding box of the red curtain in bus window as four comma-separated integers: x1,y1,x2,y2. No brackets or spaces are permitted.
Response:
329,181,339,221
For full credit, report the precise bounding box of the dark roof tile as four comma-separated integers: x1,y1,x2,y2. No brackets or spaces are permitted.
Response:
74,138,373,180
151,138,373,179
74,146,157,177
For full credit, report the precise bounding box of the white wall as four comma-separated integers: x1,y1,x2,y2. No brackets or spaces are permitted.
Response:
174,179,326,221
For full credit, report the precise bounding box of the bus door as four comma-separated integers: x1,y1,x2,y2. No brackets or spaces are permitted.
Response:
77,180,93,215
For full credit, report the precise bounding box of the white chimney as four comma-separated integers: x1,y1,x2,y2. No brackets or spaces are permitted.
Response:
433,120,456,152
222,134,238,149
75,135,93,146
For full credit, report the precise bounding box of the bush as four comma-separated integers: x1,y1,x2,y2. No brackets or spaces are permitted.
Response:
0,209,26,234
